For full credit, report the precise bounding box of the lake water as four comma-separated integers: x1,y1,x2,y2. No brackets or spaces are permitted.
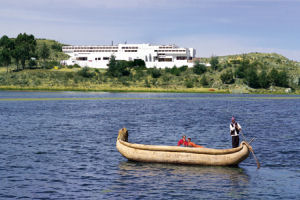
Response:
0,91,299,199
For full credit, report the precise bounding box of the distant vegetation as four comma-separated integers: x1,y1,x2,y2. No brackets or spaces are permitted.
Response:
0,33,299,93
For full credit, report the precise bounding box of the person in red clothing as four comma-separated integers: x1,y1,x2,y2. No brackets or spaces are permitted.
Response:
177,135,188,146
187,138,204,148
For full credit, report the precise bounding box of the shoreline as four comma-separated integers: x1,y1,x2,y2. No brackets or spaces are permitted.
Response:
0,86,299,95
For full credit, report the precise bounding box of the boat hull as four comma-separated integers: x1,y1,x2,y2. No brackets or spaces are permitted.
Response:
116,128,250,166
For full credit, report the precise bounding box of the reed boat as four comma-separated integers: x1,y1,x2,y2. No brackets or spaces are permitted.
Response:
116,128,252,166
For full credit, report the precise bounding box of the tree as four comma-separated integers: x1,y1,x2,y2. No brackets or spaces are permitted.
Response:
0,49,11,72
245,68,259,88
132,59,146,70
277,70,289,87
148,67,161,78
235,55,250,78
107,55,120,77
268,68,279,86
169,65,181,76
40,43,50,68
0,35,14,72
210,56,219,71
107,55,131,77
14,33,36,70
220,69,234,84
200,74,209,86
193,61,206,75
258,69,270,89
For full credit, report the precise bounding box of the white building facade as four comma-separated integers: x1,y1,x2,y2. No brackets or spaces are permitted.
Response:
61,43,196,68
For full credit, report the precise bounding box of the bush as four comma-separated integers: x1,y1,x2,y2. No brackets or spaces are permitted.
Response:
148,67,161,78
210,56,219,71
169,66,181,76
193,61,206,75
200,75,209,86
235,65,245,78
220,70,234,84
77,67,94,78
44,61,60,69
245,68,259,88
28,59,37,68
51,43,62,51
258,70,270,89
185,80,194,88
67,64,81,69
179,65,188,72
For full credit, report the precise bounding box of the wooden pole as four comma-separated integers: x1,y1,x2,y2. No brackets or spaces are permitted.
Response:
241,131,260,169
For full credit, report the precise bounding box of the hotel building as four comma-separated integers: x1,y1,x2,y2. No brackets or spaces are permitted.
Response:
61,43,196,68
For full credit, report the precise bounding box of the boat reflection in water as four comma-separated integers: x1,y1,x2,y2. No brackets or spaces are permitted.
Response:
115,161,250,199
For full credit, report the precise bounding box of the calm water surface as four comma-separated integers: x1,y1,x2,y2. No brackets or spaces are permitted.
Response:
0,91,299,199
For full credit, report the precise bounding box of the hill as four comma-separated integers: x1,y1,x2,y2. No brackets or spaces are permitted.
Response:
0,37,299,94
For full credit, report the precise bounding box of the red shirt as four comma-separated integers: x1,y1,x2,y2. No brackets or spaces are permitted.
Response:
178,139,188,146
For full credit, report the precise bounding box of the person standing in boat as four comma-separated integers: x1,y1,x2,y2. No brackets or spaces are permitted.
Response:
230,117,242,148
177,135,188,146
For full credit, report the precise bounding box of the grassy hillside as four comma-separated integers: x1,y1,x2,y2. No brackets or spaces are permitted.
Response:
0,39,299,94
36,39,69,61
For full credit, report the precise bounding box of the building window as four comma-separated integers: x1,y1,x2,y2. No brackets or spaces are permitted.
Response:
158,58,172,62
76,57,87,61
176,56,187,60
103,57,109,60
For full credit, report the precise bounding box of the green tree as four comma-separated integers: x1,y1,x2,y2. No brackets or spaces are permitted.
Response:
245,68,259,88
77,67,94,78
277,70,289,87
179,65,188,72
132,59,146,70
14,33,36,70
210,56,219,71
220,69,234,84
193,61,206,75
0,35,14,72
148,67,161,78
170,66,181,76
258,69,270,89
235,55,250,78
200,74,209,86
107,55,120,77
51,43,62,51
268,68,279,86
40,43,50,68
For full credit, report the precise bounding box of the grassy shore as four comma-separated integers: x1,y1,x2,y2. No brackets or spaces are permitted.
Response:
0,67,299,94
0,84,228,93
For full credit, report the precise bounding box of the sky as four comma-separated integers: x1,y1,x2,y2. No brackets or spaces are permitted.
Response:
1,0,300,60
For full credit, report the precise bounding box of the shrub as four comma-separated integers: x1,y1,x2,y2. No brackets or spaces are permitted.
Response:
169,66,181,76
51,43,62,51
200,75,209,86
148,67,161,78
185,80,194,88
245,68,259,88
179,65,188,72
220,70,234,84
77,67,94,78
44,61,60,69
258,70,270,89
210,56,219,71
193,61,206,75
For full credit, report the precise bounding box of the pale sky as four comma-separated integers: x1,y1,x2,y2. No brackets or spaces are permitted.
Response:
1,0,300,60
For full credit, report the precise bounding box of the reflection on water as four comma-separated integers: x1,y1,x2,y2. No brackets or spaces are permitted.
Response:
112,161,250,199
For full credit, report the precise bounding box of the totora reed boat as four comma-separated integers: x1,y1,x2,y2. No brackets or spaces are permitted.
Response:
116,128,252,166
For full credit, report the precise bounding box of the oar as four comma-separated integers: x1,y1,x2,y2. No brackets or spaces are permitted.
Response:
240,131,261,169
